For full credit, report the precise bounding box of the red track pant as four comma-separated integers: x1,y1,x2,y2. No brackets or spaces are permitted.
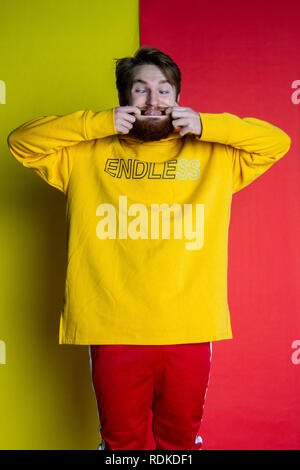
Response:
89,342,212,450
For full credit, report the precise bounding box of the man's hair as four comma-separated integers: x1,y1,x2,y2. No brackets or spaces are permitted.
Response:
115,46,181,106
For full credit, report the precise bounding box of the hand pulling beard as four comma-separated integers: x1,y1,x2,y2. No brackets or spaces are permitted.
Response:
127,107,183,141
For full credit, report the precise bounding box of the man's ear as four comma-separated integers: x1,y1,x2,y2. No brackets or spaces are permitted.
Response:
175,93,180,105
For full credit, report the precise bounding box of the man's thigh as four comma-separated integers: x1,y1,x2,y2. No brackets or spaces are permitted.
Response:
90,344,156,449
152,342,212,450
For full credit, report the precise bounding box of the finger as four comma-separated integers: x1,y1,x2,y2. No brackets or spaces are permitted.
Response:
121,106,141,116
118,125,130,134
122,113,136,123
174,126,183,132
116,119,133,132
172,118,189,128
171,107,190,117
115,117,134,130
120,119,133,130
179,126,192,136
165,106,174,116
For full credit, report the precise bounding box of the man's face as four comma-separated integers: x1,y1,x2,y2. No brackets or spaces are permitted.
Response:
126,64,179,141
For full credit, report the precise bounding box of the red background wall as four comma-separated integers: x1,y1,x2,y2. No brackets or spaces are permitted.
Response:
140,0,300,449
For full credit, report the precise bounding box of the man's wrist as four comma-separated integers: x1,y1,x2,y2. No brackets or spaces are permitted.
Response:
198,114,203,138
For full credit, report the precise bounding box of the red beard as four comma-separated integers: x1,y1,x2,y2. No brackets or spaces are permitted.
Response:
127,114,174,142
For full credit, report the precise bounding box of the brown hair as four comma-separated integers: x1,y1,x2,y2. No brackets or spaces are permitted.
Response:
115,46,181,106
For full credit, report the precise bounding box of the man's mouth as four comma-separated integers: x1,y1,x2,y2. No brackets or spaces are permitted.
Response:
140,108,166,116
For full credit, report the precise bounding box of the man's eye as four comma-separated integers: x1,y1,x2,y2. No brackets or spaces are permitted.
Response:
160,90,169,94
135,89,146,93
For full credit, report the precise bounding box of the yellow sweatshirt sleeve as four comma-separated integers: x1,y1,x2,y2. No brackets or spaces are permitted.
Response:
7,108,116,194
198,112,292,194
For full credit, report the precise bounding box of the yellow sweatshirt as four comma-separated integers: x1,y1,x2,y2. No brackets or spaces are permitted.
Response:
7,109,291,344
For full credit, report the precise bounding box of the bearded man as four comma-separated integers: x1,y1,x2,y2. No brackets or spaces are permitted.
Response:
7,46,291,450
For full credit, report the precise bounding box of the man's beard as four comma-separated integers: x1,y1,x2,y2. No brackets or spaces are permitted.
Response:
127,114,174,142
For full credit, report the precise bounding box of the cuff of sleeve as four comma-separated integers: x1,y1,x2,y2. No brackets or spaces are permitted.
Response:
84,108,116,140
196,112,230,144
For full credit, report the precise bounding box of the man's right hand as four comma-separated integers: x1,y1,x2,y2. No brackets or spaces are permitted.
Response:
114,106,141,134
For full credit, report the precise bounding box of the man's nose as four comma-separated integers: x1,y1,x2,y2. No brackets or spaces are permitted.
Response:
146,91,159,107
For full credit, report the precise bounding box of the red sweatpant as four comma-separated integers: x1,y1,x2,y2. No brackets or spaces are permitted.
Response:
89,342,212,450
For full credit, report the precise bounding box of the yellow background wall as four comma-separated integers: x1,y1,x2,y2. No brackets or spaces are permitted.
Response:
0,0,139,449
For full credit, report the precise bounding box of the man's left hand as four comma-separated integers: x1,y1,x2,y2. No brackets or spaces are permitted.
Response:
166,106,202,137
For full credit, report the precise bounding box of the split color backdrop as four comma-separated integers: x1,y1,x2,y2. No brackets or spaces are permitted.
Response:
139,0,300,450
1,0,300,451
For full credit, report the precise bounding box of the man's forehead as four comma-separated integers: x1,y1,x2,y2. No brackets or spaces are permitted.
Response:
131,64,172,85
132,78,171,86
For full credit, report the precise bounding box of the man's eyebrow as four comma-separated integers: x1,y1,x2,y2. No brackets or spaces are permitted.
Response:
132,79,171,85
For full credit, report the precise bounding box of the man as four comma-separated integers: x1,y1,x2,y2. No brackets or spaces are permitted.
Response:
7,46,291,450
